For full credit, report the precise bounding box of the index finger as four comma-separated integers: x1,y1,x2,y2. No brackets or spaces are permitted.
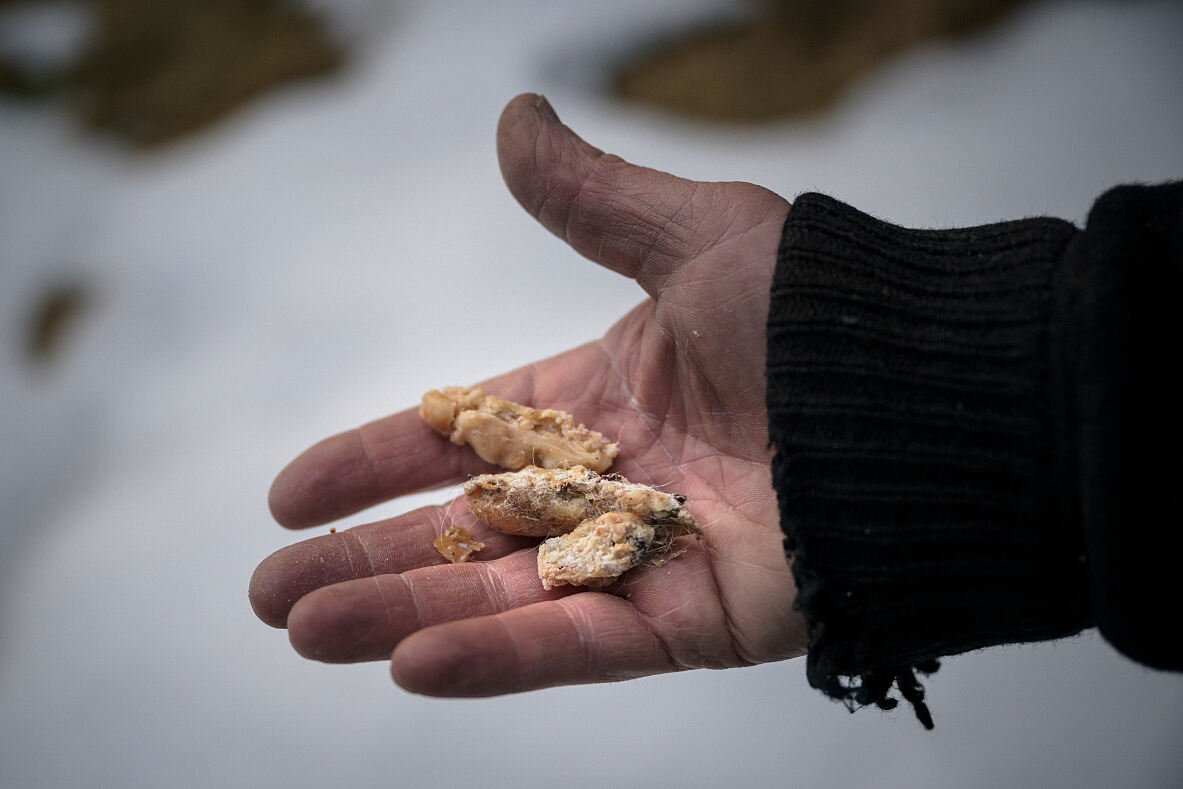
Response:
268,342,617,529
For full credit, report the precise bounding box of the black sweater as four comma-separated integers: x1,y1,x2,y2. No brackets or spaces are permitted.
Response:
765,182,1183,728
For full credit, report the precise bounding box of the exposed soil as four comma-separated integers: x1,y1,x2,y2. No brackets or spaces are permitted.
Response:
0,0,342,148
613,0,1027,122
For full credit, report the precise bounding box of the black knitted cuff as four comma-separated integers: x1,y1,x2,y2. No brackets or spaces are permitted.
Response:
766,193,1091,728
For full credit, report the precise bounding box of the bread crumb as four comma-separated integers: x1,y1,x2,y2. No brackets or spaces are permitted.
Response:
434,525,485,563
463,465,700,587
463,465,699,538
537,512,655,589
420,386,618,472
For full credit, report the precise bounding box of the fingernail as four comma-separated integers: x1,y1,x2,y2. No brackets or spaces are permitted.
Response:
535,94,560,124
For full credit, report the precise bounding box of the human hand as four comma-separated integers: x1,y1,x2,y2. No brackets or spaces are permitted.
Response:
250,93,805,695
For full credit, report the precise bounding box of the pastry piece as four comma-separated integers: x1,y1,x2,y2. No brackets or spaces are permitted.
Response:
419,386,618,472
463,465,699,539
537,512,655,590
433,525,485,564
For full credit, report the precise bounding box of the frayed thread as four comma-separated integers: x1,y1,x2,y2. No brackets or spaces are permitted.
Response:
815,658,940,730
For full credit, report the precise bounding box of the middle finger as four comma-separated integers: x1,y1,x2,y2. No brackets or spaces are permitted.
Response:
249,498,536,628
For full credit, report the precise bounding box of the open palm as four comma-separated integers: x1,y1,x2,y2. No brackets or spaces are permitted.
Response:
250,94,806,695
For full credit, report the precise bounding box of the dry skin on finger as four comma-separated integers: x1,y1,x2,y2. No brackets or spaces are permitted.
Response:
419,386,619,472
536,511,655,590
433,525,485,563
463,465,700,538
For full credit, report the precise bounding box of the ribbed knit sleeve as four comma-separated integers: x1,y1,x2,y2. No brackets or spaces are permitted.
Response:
766,193,1089,727
767,184,1183,727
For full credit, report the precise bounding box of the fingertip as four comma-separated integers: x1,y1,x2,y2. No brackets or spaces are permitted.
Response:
388,630,439,695
248,556,290,629
496,93,549,208
267,431,377,529
496,93,557,144
266,463,303,529
496,92,604,219
287,583,395,664
248,536,356,629
286,591,337,661
248,542,323,628
267,450,322,530
498,92,557,128
391,621,518,697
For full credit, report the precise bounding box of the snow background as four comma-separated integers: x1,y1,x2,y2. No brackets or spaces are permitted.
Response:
2,0,1182,787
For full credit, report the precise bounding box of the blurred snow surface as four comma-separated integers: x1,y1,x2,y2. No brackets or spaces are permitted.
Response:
2,1,1182,787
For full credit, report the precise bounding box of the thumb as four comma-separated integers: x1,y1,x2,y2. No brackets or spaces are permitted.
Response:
496,93,713,297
